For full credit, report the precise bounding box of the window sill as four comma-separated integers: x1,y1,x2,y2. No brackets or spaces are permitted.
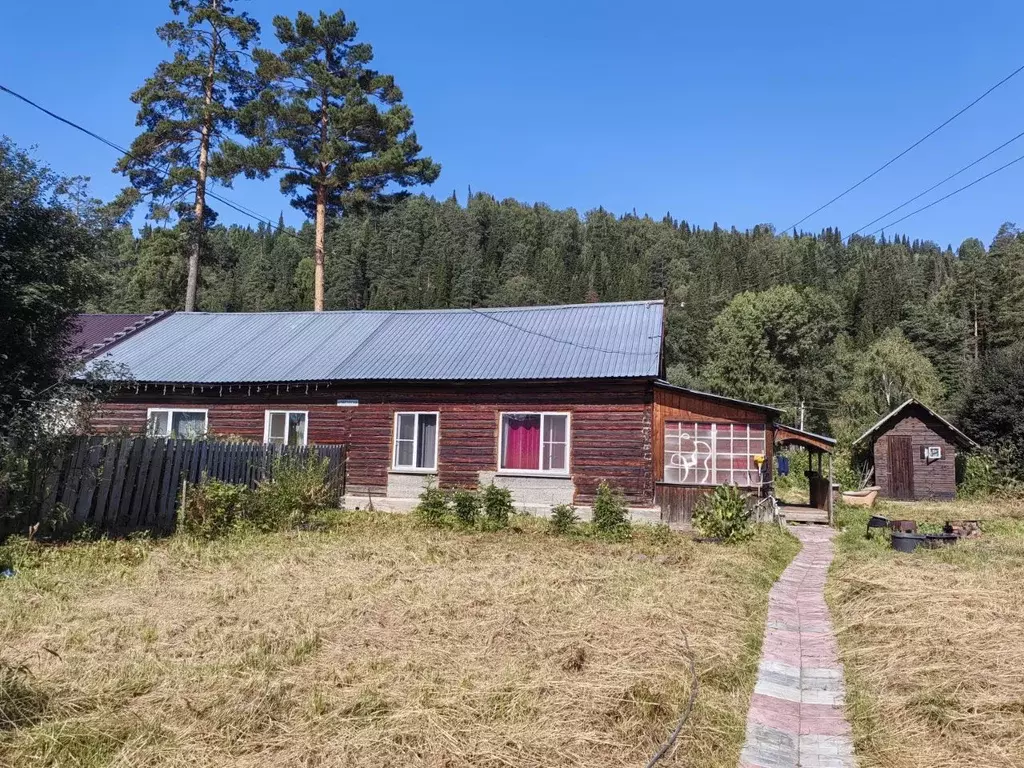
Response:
657,481,760,489
495,471,571,480
389,468,438,475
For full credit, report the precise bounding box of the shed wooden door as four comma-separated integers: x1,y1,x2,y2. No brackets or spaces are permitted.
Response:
887,435,915,500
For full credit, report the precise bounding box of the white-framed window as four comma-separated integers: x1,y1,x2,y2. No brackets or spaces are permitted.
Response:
499,412,570,474
146,408,208,439
392,412,439,471
664,421,766,486
264,410,308,446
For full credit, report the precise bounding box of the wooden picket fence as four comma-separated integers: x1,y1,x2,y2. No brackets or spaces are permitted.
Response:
1,437,346,539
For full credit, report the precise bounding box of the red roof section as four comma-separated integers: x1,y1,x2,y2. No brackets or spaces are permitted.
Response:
70,312,171,359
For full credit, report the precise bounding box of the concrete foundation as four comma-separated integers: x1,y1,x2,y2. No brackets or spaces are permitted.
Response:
386,471,435,499
343,491,662,525
343,469,662,524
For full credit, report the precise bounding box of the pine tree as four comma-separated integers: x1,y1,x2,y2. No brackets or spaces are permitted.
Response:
125,228,189,311
952,237,998,360
989,225,1024,349
116,0,261,312
232,10,440,311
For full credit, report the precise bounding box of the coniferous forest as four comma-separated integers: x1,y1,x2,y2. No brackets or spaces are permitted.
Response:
84,195,1024,444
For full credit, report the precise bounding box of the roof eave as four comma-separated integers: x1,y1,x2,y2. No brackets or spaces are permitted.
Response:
775,423,837,446
653,380,785,417
95,374,662,388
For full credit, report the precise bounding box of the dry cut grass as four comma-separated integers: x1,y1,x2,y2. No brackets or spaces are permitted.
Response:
868,497,1024,524
0,513,796,768
828,500,1024,768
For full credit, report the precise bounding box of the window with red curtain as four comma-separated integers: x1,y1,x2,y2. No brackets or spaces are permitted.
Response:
500,413,569,472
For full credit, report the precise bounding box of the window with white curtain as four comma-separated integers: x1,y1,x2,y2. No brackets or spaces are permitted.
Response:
264,411,308,446
393,412,439,471
147,408,208,439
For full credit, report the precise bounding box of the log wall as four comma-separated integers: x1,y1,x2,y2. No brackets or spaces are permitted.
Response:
872,410,958,501
91,380,655,506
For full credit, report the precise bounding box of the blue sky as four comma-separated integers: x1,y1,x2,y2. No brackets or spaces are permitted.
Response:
2,0,1022,248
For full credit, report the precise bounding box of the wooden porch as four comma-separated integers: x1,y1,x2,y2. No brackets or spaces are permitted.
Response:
774,424,837,525
779,504,830,525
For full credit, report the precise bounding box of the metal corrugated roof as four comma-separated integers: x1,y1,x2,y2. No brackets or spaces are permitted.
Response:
70,311,171,359
87,301,664,383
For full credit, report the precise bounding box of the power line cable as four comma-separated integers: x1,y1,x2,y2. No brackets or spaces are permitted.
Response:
782,62,1024,234
859,150,1024,238
466,306,662,356
0,82,304,238
644,627,699,768
845,127,1024,241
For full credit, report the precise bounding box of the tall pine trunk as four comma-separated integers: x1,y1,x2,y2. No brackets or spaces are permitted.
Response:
185,5,219,312
314,185,326,311
313,87,328,312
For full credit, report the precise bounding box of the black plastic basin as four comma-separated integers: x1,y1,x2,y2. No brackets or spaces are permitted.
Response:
891,532,927,553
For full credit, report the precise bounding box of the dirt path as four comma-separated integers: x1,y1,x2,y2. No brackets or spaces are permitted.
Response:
739,525,856,768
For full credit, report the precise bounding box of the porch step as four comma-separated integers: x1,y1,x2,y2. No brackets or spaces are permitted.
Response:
779,505,830,525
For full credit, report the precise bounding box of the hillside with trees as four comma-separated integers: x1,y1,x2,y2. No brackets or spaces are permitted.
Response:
80,192,1024,440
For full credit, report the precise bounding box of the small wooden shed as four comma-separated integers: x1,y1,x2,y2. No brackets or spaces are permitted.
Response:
854,400,978,501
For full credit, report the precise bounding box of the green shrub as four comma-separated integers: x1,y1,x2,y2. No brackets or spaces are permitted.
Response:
592,481,629,534
692,484,752,543
415,482,451,527
549,503,579,535
180,477,250,539
451,488,481,528
959,451,997,498
958,447,1024,499
482,483,513,530
251,456,333,531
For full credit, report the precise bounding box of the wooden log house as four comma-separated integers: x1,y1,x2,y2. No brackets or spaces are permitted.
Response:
83,301,818,523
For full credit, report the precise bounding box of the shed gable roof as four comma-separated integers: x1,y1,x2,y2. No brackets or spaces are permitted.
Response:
853,399,978,449
87,301,664,384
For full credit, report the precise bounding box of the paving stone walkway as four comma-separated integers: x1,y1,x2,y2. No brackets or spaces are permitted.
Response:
739,525,856,768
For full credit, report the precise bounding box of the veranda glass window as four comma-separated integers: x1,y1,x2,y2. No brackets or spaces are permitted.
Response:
500,413,569,473
147,409,208,439
393,412,438,470
663,422,766,486
264,411,308,446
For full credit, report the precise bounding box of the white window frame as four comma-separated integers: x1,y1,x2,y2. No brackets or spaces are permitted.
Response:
263,410,309,446
146,408,209,438
498,411,571,476
663,421,766,487
391,411,440,473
